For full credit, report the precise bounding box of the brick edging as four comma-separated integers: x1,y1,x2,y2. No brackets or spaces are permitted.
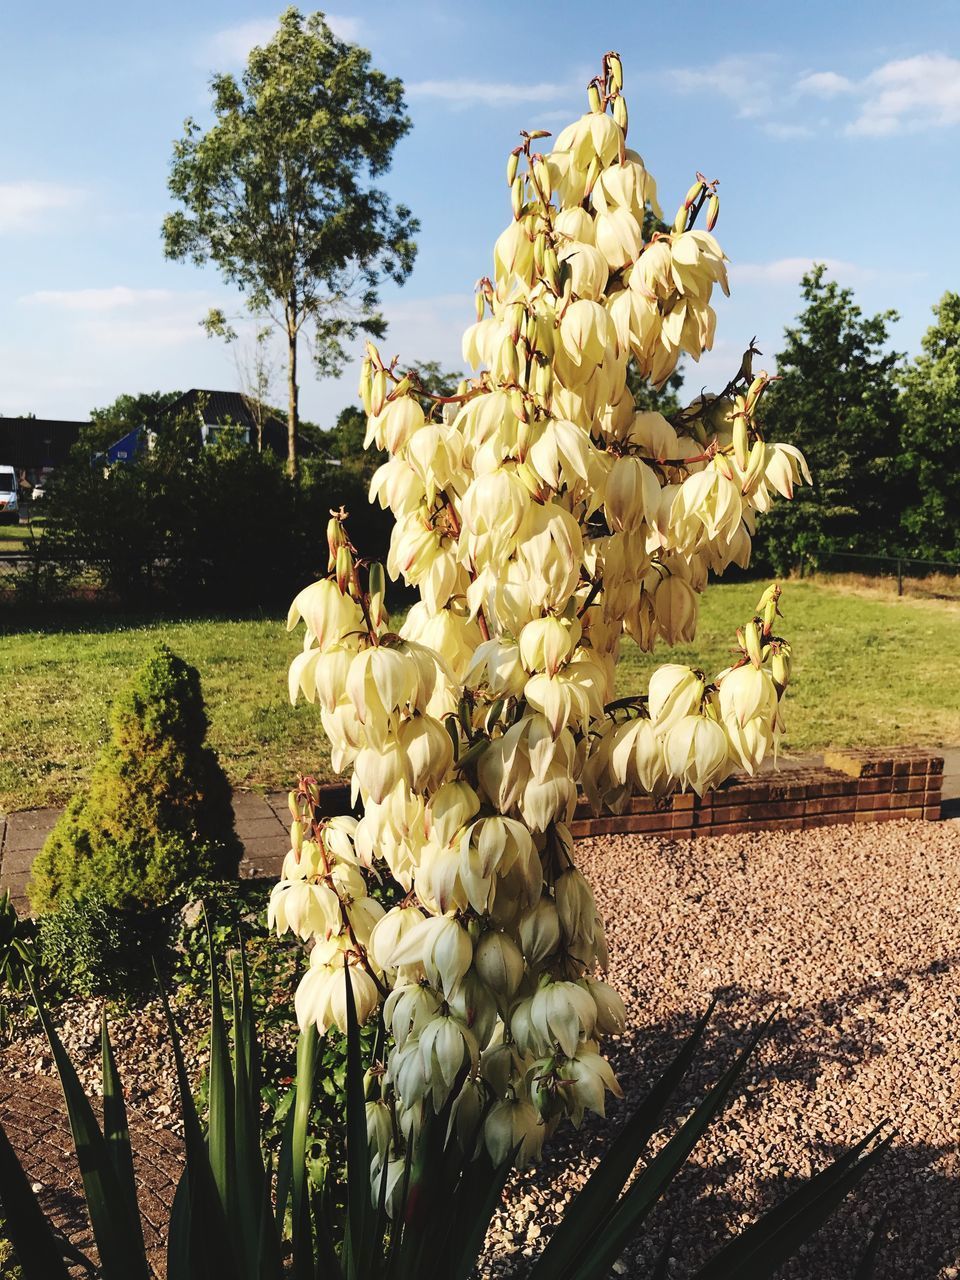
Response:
307,749,944,841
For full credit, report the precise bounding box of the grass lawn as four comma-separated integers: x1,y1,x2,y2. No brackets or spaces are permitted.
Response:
0,513,45,553
2,579,959,813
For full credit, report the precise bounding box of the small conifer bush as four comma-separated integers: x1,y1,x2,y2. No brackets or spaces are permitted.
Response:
29,644,241,915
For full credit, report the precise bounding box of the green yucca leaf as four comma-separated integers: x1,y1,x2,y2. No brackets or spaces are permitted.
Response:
290,1022,320,1280
342,959,374,1279
101,1010,144,1249
535,999,717,1280
693,1126,892,1279
447,1145,516,1280
205,909,236,1220
229,954,269,1280
0,1120,74,1280
30,983,150,1280
650,1232,675,1279
158,977,239,1280
564,1017,772,1280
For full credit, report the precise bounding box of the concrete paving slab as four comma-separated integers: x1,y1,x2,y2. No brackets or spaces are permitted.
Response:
235,815,287,840
231,792,276,817
1,809,58,854
0,845,43,875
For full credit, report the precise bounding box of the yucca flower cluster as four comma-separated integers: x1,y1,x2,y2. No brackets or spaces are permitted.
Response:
270,52,809,1198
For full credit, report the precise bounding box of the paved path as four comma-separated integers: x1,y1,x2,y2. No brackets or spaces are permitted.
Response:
0,1073,181,1278
0,790,295,915
2,748,958,916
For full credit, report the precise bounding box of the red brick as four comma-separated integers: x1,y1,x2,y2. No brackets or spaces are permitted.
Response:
625,794,659,816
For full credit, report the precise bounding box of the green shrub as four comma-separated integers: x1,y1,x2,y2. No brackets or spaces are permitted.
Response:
35,890,166,999
29,644,241,915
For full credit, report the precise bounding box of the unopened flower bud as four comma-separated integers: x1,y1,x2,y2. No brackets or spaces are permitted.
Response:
358,358,373,415
772,646,791,689
543,246,560,292
587,82,602,113
673,203,688,234
367,560,386,625
745,372,769,416
506,150,519,187
733,413,749,469
745,620,763,668
533,155,552,203
326,517,345,571
511,175,524,220
612,94,628,133
336,544,354,594
290,819,304,856
684,179,705,209
371,368,387,417
706,193,720,231
608,54,623,91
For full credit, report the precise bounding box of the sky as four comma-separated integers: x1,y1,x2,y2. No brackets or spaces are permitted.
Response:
1,0,959,427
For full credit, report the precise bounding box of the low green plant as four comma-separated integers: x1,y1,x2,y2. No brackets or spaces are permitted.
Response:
0,1214,23,1280
35,890,168,1001
0,890,37,1036
29,644,241,915
0,938,889,1280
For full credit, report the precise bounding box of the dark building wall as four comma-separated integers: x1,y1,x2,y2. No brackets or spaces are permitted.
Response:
0,418,86,477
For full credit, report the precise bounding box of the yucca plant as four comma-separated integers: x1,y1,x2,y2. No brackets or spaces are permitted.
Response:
0,934,888,1280
0,889,37,1036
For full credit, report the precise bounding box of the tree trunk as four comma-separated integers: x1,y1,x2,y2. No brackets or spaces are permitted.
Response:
286,303,299,479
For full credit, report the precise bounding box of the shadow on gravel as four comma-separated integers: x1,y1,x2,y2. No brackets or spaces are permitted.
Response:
499,987,960,1280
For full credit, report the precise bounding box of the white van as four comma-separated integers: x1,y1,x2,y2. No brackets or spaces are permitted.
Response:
0,466,19,525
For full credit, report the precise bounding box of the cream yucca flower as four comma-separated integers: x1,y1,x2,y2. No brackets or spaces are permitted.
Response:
274,53,808,1178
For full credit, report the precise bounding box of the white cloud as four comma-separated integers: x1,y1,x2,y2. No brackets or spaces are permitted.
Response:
668,56,779,119
847,53,960,136
20,286,220,351
0,288,246,418
763,121,815,139
406,80,568,108
734,258,876,286
22,286,178,313
795,70,856,97
0,181,84,233
668,52,960,140
205,13,361,65
377,293,471,369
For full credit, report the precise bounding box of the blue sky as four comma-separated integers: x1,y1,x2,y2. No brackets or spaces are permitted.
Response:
1,0,959,426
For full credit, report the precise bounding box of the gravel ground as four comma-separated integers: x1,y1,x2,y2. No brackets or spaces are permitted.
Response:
5,818,959,1278
484,817,960,1279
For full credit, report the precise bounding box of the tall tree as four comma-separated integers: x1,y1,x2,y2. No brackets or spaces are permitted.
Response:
162,8,418,477
753,265,904,573
899,292,960,562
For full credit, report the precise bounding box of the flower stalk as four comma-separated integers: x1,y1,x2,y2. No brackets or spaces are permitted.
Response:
271,51,811,1199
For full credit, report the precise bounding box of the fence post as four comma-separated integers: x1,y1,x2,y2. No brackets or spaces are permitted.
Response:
897,559,903,596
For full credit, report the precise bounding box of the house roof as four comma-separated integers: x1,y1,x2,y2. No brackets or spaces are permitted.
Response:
168,389,294,455
0,417,88,471
169,389,283,432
